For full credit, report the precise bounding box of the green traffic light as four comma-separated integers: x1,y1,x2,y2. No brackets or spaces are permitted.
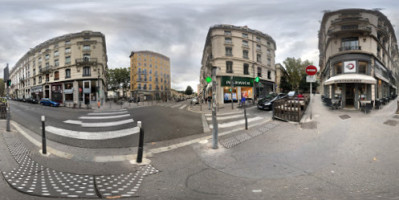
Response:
206,76,212,83
255,77,260,82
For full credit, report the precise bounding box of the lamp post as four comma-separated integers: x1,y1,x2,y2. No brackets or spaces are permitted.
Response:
97,68,100,109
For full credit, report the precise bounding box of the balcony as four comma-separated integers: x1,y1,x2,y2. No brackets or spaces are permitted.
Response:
331,17,369,25
75,58,97,66
339,46,361,51
328,25,372,36
40,67,52,74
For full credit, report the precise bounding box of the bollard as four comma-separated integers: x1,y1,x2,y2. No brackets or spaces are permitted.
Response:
136,121,144,163
6,105,10,132
41,115,47,154
244,102,248,130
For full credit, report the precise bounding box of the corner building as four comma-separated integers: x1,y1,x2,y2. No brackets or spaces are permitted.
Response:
200,24,276,105
129,51,171,101
8,30,108,107
319,9,399,109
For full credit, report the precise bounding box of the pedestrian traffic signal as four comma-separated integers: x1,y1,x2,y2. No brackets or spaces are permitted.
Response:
7,80,11,86
206,76,212,83
255,77,260,83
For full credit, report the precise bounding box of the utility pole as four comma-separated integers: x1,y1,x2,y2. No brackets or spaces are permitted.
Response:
211,66,218,149
230,76,234,109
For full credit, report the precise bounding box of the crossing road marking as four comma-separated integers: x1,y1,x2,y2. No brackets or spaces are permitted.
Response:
46,126,140,140
79,114,131,120
87,111,128,116
205,110,242,117
209,116,263,129
206,114,243,121
63,119,134,127
63,120,82,125
171,104,182,108
179,104,187,110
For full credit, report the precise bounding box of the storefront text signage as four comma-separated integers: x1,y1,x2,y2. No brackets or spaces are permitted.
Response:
221,76,253,87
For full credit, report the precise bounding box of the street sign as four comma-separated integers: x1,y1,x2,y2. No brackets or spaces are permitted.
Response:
206,76,212,83
306,75,316,83
306,65,317,76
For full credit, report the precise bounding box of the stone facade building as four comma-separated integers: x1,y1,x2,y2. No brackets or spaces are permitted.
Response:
8,30,108,107
319,9,398,109
200,24,276,105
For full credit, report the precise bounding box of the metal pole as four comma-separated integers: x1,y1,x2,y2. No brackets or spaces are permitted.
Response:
41,115,47,154
136,121,144,163
310,81,312,120
6,83,10,132
211,66,218,149
244,102,248,130
230,76,234,110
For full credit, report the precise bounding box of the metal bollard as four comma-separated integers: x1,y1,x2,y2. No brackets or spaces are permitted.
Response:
136,121,144,163
41,116,47,154
244,103,248,130
6,105,10,132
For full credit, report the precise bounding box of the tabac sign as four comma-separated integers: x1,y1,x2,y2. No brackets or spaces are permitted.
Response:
221,76,253,87
344,61,356,73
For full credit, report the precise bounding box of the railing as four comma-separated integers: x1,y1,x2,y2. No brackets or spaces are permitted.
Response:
273,96,309,122
75,58,97,66
339,46,361,51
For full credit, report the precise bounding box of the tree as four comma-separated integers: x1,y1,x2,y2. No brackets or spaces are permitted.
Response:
283,57,313,92
185,86,193,95
0,78,4,97
107,68,130,98
279,74,291,93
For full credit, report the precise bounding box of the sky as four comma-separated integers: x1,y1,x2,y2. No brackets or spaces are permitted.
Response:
1,0,399,91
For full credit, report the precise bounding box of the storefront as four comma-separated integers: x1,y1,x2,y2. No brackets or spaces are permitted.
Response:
221,76,254,103
51,83,63,103
64,82,74,103
31,86,43,101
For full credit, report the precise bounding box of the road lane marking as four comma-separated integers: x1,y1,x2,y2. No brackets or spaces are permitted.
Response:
179,104,187,110
204,110,242,117
209,116,263,129
81,119,134,127
79,114,131,120
206,114,243,121
87,111,128,115
63,120,82,125
45,126,139,140
171,104,182,108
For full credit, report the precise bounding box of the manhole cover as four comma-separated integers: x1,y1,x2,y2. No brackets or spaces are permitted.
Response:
384,120,398,126
339,115,351,120
300,121,317,129
393,115,399,119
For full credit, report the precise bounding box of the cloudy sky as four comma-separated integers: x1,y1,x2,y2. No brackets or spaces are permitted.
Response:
1,0,399,90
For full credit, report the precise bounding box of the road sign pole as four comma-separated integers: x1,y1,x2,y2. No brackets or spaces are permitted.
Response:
230,76,234,110
310,81,312,120
211,66,218,149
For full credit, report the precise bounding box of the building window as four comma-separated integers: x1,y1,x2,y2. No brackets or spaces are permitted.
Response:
65,56,71,65
138,83,141,90
257,67,262,77
39,76,42,83
256,37,261,43
45,54,50,60
33,78,36,85
267,70,271,79
243,64,249,75
225,47,233,56
242,40,248,47
226,61,233,73
257,54,261,63
359,61,367,74
45,62,50,68
65,40,71,45
54,59,59,67
256,44,261,51
242,33,248,38
243,50,248,59
143,84,147,90
46,74,49,82
224,30,232,36
65,69,71,78
65,47,71,54
83,45,90,51
150,69,152,74
149,76,152,81
341,37,359,51
33,69,36,76
138,68,141,74
149,84,152,90
54,71,59,80
38,57,42,62
225,37,232,44
334,62,342,75
83,66,91,76
83,54,90,61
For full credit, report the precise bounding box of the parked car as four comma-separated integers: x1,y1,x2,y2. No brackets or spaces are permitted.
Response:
258,93,278,101
257,93,287,111
287,91,297,99
191,97,199,104
39,98,60,107
26,98,38,104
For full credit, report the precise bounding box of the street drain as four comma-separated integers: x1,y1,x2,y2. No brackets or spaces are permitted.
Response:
384,120,398,126
300,121,317,129
339,115,351,120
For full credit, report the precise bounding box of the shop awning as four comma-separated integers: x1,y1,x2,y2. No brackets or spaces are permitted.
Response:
324,74,377,85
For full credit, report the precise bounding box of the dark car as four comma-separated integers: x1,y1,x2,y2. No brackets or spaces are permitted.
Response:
26,98,38,104
257,93,287,110
39,98,60,107
258,93,278,101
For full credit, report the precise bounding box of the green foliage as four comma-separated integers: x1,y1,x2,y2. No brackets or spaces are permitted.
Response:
0,78,4,97
185,86,193,95
283,57,313,91
279,74,291,93
107,68,130,97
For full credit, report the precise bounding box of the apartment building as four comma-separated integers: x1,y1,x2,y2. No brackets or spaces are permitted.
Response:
200,24,276,105
8,30,108,107
319,9,398,109
129,51,171,101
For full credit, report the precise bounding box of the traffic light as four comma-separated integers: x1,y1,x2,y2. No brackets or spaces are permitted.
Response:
255,77,260,83
206,76,212,83
7,80,11,87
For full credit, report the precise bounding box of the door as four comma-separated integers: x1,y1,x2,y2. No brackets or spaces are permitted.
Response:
345,84,355,107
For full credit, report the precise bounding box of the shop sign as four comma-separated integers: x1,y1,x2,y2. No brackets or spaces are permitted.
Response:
344,61,356,73
221,76,253,87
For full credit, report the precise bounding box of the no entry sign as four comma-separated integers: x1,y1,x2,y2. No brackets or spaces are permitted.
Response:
306,65,317,76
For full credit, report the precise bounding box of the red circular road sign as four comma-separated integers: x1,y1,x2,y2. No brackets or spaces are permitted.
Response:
306,65,317,76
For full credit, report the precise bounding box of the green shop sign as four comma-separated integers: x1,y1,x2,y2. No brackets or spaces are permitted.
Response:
221,76,253,87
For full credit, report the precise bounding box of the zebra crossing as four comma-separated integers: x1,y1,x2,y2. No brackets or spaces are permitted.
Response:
205,110,266,132
46,109,139,140
157,101,190,110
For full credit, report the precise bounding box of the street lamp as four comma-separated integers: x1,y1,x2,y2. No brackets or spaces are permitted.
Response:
97,67,100,108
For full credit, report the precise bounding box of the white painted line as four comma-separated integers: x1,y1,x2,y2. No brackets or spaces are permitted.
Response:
79,114,131,120
209,116,263,129
205,110,242,117
93,109,126,113
87,111,127,115
10,121,73,159
63,120,82,125
206,114,243,121
81,119,134,127
171,104,182,108
179,104,187,110
45,126,140,140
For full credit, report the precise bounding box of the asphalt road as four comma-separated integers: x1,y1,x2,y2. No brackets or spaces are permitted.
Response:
8,101,203,148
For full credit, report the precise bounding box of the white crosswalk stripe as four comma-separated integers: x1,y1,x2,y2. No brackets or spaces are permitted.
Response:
79,114,131,120
179,104,187,110
209,116,263,129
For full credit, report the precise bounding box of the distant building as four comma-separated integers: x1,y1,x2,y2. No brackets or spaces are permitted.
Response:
129,51,171,101
8,30,108,107
319,9,398,109
275,63,287,93
200,24,276,105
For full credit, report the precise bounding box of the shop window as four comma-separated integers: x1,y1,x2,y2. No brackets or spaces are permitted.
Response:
334,62,343,75
359,61,367,74
54,71,59,80
243,64,249,75
226,61,233,73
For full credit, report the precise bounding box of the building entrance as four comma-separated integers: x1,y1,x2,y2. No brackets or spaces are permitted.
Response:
345,84,355,108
